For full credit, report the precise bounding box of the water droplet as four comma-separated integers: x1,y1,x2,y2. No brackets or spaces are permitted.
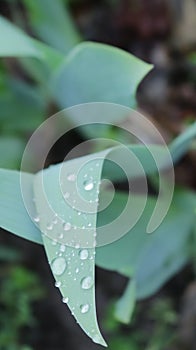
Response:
60,244,66,252
51,257,67,276
63,222,71,231
52,240,57,246
81,276,93,290
75,268,79,274
62,297,69,303
33,215,40,223
55,281,61,288
83,179,94,191
75,243,80,249
67,173,76,182
47,222,53,230
87,223,92,227
79,249,89,260
93,334,101,344
59,233,64,239
52,216,58,224
77,211,81,216
64,192,70,199
80,304,90,314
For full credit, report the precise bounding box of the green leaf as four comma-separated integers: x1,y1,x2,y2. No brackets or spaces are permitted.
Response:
22,0,81,54
51,42,153,108
115,279,136,324
96,189,196,299
0,137,25,169
33,156,107,347
0,15,41,58
0,78,46,134
0,169,42,244
31,139,170,344
170,121,196,163
0,15,63,72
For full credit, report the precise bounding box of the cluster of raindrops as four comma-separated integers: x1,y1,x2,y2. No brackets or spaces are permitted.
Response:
63,160,101,209
49,242,95,320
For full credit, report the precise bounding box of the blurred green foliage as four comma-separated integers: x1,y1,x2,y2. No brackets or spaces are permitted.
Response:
0,261,44,350
104,298,178,350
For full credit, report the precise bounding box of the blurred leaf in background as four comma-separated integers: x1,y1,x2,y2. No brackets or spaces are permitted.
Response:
0,263,44,350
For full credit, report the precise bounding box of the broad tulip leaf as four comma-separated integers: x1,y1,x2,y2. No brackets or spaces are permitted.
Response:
33,155,107,346
0,15,63,70
51,42,153,108
170,121,196,163
0,169,42,244
115,279,136,324
22,0,81,53
96,189,196,299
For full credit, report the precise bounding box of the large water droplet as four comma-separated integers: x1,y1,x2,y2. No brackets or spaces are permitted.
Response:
83,179,94,191
79,249,89,260
81,276,93,290
51,257,67,276
80,304,90,314
63,222,71,231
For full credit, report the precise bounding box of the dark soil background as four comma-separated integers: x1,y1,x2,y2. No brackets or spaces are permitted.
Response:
0,1,196,349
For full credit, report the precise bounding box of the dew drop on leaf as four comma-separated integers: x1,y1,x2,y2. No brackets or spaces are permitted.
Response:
79,249,89,260
63,222,71,231
62,297,69,303
80,304,90,314
55,281,61,288
93,334,102,344
46,222,53,230
81,276,94,290
67,173,76,182
51,257,67,276
83,179,94,191
60,244,66,252
33,215,40,223
63,192,70,199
